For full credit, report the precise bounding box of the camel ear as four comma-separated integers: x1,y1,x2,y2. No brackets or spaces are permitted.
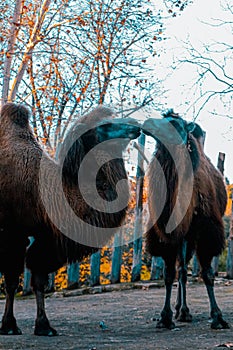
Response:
190,123,205,139
186,122,195,133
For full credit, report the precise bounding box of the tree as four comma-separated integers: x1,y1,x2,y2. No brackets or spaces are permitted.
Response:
1,0,192,150
170,0,233,119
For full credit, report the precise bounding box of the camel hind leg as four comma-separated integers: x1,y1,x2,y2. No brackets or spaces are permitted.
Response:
26,235,62,335
196,218,230,329
31,271,57,336
175,240,192,322
200,262,229,329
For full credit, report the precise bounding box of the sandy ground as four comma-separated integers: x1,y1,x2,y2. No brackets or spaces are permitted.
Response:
0,279,233,350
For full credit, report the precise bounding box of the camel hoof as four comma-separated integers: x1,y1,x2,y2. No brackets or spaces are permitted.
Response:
0,326,22,335
34,326,58,336
211,317,230,330
156,318,175,330
176,309,192,323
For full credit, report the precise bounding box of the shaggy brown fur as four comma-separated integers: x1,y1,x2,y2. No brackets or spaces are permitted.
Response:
143,112,229,330
146,133,227,258
0,102,140,336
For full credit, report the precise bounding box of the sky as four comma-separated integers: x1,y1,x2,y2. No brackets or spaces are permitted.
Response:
153,0,233,182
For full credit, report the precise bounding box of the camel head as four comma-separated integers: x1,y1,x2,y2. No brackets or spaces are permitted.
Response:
190,122,205,147
142,109,196,146
142,110,205,173
96,117,141,147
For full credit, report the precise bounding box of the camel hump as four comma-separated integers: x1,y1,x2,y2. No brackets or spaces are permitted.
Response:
0,102,31,127
79,105,116,124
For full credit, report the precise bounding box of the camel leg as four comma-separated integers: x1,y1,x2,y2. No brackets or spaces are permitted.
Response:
156,256,176,329
0,271,22,335
200,262,229,329
175,240,192,322
31,272,57,336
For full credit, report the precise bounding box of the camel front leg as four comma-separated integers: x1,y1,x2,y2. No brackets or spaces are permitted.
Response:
31,272,57,336
0,271,22,335
156,257,176,329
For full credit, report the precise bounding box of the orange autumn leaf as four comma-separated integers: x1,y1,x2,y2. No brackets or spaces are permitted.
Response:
225,184,233,216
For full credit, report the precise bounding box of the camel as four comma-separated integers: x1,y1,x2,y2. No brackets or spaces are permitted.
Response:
0,102,141,335
142,110,229,330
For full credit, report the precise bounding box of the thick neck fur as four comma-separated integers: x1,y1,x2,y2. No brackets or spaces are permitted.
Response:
148,134,200,239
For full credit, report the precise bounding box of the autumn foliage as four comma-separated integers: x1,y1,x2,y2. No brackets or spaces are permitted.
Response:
226,184,233,217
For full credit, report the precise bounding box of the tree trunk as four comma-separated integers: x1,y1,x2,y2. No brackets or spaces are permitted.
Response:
8,0,52,101
131,133,145,282
1,0,23,103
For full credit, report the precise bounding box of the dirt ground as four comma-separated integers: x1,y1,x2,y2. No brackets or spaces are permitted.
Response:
0,278,233,350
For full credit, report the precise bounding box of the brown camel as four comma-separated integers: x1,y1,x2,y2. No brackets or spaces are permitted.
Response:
0,102,141,336
142,110,229,330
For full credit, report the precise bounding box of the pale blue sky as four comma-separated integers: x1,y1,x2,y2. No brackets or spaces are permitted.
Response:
153,0,233,182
